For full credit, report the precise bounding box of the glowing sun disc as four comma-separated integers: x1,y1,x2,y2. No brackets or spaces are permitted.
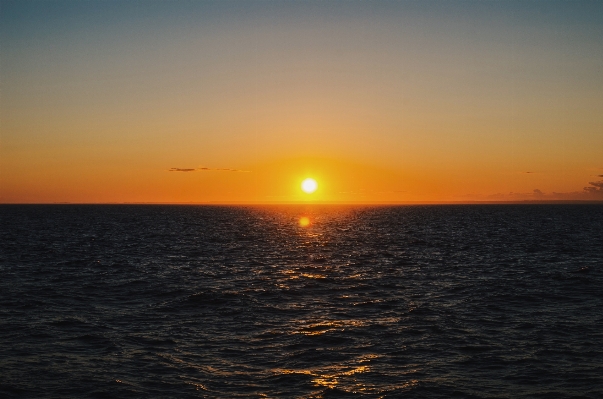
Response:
301,178,318,193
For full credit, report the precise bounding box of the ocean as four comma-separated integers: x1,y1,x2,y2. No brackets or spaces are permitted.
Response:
1,204,602,398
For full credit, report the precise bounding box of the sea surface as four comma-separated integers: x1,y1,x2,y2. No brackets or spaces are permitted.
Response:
1,204,602,398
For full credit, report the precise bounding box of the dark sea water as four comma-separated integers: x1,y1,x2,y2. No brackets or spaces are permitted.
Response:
1,204,602,398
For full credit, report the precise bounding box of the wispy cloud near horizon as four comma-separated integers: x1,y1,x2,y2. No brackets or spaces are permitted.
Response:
462,180,603,202
169,167,251,172
169,168,196,172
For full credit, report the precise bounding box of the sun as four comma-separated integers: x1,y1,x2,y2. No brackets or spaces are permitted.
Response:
301,178,318,194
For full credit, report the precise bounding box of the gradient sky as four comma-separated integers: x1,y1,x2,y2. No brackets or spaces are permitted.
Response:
1,0,602,203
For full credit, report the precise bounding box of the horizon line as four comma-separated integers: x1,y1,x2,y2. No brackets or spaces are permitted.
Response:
1,200,602,206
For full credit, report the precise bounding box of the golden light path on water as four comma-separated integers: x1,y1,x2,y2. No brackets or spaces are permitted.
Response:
283,208,418,394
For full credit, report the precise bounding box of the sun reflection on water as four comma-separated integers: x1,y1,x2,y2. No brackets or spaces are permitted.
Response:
270,354,420,394
299,216,310,227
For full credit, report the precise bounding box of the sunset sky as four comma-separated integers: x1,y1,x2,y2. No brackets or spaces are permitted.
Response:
1,0,602,203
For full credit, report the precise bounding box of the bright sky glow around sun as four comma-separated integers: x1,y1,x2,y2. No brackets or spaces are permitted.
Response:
1,1,602,203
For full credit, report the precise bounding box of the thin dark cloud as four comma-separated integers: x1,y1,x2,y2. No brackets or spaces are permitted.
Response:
200,167,251,172
169,167,251,172
584,180,603,195
169,168,196,172
465,180,603,201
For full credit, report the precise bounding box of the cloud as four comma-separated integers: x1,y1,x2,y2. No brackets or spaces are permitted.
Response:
583,180,603,195
464,180,603,201
168,167,251,172
169,168,196,172
541,180,603,199
214,168,250,172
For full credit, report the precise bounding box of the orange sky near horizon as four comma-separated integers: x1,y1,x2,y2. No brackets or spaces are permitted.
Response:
1,1,602,204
